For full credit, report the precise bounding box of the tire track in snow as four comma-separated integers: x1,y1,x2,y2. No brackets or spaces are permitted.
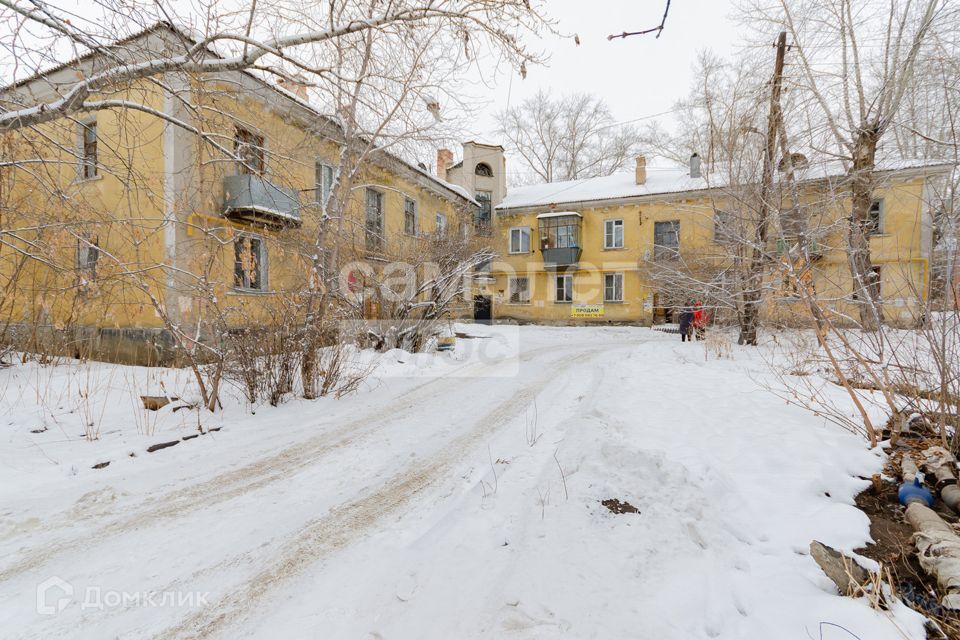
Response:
154,344,625,640
0,340,614,585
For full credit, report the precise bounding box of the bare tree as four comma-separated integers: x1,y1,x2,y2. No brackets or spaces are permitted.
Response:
0,1,554,406
640,50,783,345
745,0,948,330
496,90,639,184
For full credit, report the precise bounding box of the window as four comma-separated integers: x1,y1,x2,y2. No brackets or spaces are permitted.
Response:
604,219,624,249
80,120,97,179
235,128,265,175
868,265,882,300
509,227,530,254
867,199,884,235
555,274,573,303
435,212,447,237
475,162,493,177
853,265,883,301
780,206,806,236
555,223,577,248
365,189,384,251
714,210,735,244
404,198,418,235
77,235,99,276
476,190,492,234
654,220,680,260
604,273,624,302
539,215,580,250
509,276,530,304
234,235,267,291
315,162,334,207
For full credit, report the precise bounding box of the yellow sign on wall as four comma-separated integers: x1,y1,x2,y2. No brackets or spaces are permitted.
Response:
571,304,604,318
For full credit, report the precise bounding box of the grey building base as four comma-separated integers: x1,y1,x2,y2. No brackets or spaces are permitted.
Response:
3,324,185,366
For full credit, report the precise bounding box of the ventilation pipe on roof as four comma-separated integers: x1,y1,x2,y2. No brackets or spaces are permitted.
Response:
635,155,647,185
689,153,702,179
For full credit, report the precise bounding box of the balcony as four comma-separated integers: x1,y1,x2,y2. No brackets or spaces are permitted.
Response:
538,212,582,268
223,174,301,227
776,236,823,259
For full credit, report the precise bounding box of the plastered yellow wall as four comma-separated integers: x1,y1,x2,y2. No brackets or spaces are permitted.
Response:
1,74,474,340
490,174,933,326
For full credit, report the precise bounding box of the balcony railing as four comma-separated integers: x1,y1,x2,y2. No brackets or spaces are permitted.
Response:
776,236,823,259
223,174,301,226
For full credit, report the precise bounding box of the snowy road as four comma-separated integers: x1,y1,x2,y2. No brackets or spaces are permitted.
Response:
0,326,926,638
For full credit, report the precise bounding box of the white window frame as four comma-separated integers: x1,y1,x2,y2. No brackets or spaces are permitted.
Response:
77,235,99,276
233,233,268,292
315,162,334,208
235,127,266,176
603,219,624,249
868,199,884,235
78,118,98,180
714,210,735,243
555,274,573,303
365,188,384,251
404,197,418,236
435,212,447,237
509,276,530,304
603,272,624,303
509,227,530,254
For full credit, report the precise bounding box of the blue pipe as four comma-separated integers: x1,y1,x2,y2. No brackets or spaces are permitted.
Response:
899,476,935,507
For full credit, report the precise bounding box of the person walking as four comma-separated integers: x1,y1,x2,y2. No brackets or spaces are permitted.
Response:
678,304,693,342
693,301,706,341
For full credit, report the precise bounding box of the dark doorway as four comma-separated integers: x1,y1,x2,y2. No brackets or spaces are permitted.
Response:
474,295,492,323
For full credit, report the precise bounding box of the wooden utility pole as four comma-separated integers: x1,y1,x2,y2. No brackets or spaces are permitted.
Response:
739,31,787,345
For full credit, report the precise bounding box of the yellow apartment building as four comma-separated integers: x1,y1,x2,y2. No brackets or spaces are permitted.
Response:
0,24,479,363
487,154,950,327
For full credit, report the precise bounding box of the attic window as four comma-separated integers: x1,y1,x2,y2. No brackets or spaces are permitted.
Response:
475,162,493,177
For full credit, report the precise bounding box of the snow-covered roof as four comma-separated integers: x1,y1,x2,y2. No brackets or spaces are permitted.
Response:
536,211,581,219
1,22,476,209
497,158,953,211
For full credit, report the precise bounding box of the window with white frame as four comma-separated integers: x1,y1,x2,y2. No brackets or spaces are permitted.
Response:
867,199,884,235
509,276,530,304
234,127,265,175
77,235,99,276
80,119,97,179
365,189,384,251
475,190,492,233
604,272,624,302
509,227,530,253
315,162,334,207
435,212,447,237
234,234,267,291
653,220,680,260
555,274,573,303
714,210,736,243
603,219,624,249
404,197,418,235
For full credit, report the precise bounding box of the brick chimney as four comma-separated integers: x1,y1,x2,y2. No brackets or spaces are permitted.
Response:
436,148,453,180
635,155,647,185
277,77,309,102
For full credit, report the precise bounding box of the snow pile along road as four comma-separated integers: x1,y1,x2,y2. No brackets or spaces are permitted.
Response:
0,325,926,639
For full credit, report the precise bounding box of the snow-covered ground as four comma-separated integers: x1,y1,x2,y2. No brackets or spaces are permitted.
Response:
0,325,927,639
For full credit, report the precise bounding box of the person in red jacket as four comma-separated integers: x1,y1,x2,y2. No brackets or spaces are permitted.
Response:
693,301,706,341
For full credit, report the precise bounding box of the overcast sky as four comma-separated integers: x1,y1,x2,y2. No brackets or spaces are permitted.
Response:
460,0,746,172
